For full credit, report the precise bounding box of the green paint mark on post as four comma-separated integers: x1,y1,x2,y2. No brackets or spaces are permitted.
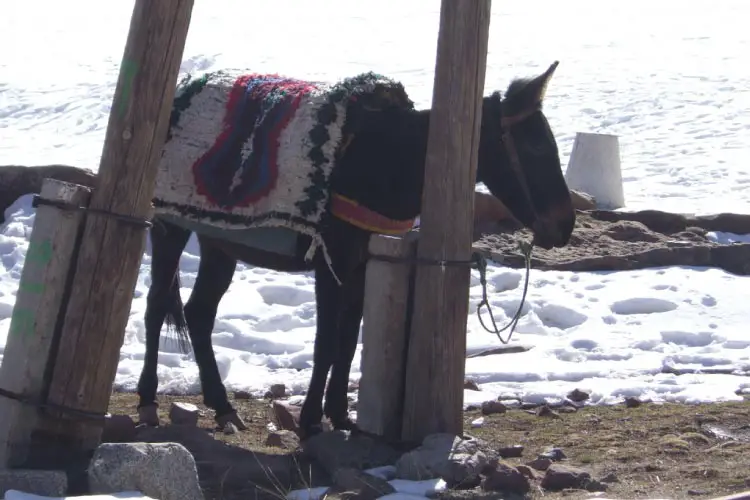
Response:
19,281,45,294
25,238,53,265
119,59,139,118
9,308,35,338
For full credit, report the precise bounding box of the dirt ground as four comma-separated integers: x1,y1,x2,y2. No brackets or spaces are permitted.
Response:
108,392,750,499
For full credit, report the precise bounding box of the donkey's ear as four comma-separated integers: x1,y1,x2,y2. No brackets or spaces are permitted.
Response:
506,61,559,109
534,60,559,102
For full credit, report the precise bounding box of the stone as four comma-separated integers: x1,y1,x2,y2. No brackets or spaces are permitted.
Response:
515,465,538,480
168,402,200,426
303,430,401,476
464,379,480,391
625,396,642,408
600,472,620,483
567,388,590,402
539,447,566,461
233,390,252,400
570,190,596,210
271,400,300,432
265,383,287,399
327,467,396,499
0,469,67,497
473,209,750,277
88,442,203,500
265,430,300,450
481,401,507,416
527,458,552,471
498,445,524,458
536,405,561,419
481,462,530,494
395,433,493,485
102,413,137,443
540,464,592,491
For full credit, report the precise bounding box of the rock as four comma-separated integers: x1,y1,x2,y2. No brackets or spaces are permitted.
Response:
625,396,642,408
473,209,750,277
557,406,577,414
430,490,507,499
464,379,480,391
0,469,67,497
567,388,590,403
233,390,252,400
585,479,609,492
169,402,200,426
540,464,592,491
539,447,566,461
600,472,620,483
520,402,539,410
102,413,137,443
327,467,396,500
303,430,401,476
271,400,301,432
481,401,507,415
536,405,561,419
88,442,203,500
498,445,524,458
0,165,98,225
265,430,300,450
271,399,331,433
222,421,238,435
527,458,552,471
515,465,538,480
265,383,287,399
481,462,530,494
570,190,596,210
395,433,493,485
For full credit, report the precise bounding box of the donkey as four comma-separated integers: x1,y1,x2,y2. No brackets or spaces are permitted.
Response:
136,62,576,439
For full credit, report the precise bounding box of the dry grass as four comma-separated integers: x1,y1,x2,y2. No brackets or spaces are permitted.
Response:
109,392,750,499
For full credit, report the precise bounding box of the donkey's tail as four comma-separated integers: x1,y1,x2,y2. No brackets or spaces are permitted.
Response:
164,271,191,355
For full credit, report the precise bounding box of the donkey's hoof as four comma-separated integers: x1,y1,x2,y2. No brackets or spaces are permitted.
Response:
137,404,160,427
331,418,359,433
216,410,248,431
298,423,325,441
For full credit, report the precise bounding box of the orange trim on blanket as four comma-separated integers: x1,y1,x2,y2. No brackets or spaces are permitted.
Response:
330,193,415,235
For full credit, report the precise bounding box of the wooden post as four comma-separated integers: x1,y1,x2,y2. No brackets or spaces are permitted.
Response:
0,180,91,467
30,0,195,457
357,231,418,441
401,0,492,442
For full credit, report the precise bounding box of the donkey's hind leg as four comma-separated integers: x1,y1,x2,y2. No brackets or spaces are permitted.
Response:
137,220,191,426
183,236,245,429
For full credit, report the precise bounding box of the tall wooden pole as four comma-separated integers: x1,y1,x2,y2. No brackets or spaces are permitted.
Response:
32,0,195,457
401,0,492,442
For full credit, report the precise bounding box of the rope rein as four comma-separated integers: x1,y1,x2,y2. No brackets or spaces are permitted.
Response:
368,239,534,349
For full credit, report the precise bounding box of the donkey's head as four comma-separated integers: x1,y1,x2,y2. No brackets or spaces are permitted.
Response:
477,61,575,250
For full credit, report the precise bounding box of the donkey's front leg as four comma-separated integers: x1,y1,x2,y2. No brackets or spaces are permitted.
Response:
299,261,341,439
323,260,366,431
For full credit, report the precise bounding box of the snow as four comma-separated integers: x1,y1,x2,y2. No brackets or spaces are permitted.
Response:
3,492,154,500
0,0,749,463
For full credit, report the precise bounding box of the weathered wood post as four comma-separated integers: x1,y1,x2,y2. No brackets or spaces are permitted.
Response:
26,0,195,459
401,0,492,442
357,231,419,440
0,180,91,467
